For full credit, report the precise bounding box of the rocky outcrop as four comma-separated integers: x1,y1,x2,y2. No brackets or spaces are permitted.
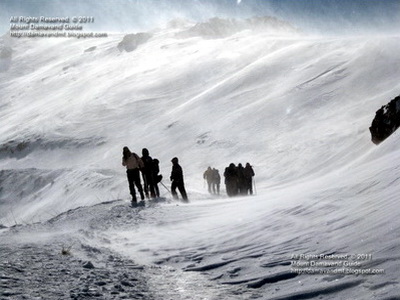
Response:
117,33,152,52
370,95,400,145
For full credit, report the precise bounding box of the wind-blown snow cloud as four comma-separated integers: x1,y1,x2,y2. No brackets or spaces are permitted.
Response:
1,0,399,35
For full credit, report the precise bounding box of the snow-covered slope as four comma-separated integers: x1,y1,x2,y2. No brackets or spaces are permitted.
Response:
1,17,400,299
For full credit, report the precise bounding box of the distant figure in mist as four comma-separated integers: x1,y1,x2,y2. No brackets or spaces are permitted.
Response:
203,167,221,195
243,163,255,195
170,157,188,201
141,148,156,199
212,168,221,195
203,167,214,193
122,146,145,205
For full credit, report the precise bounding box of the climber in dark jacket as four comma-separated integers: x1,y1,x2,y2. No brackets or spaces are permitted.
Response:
170,157,188,201
203,166,214,194
224,163,238,197
237,163,246,195
152,158,162,198
243,163,255,195
212,168,221,195
141,148,156,199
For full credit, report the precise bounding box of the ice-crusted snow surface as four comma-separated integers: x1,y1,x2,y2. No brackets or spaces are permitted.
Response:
1,17,400,299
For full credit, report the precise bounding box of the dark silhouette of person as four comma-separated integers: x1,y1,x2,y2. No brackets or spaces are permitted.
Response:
212,168,221,195
224,163,238,197
237,163,246,195
122,146,145,204
170,157,188,201
152,158,162,198
243,163,255,195
203,166,214,194
141,148,156,199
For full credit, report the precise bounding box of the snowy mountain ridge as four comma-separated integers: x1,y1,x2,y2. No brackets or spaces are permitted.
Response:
1,17,400,299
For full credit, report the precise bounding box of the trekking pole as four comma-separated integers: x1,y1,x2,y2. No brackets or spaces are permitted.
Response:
160,180,171,195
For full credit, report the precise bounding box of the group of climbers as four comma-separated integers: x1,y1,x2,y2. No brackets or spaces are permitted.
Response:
203,163,255,197
223,163,255,197
122,147,255,204
122,147,187,205
203,167,221,195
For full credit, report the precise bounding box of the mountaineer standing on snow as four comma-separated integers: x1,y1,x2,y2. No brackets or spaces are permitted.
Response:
243,163,255,195
122,146,145,205
237,163,246,195
212,168,221,195
170,157,188,201
141,148,156,199
203,166,214,194
224,163,238,197
152,158,162,198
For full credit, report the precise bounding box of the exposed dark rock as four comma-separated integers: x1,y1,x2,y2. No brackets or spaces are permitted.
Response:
82,261,95,269
121,280,134,287
370,95,400,145
117,33,152,52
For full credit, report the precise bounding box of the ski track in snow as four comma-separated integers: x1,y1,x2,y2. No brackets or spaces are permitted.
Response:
1,18,400,299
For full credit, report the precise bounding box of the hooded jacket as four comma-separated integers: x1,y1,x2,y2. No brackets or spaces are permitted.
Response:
122,153,144,170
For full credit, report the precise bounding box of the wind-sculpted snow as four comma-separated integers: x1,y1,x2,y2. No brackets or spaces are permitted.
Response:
0,136,106,159
0,33,12,72
1,18,400,299
3,147,399,298
95,145,400,298
0,168,123,226
175,16,299,39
